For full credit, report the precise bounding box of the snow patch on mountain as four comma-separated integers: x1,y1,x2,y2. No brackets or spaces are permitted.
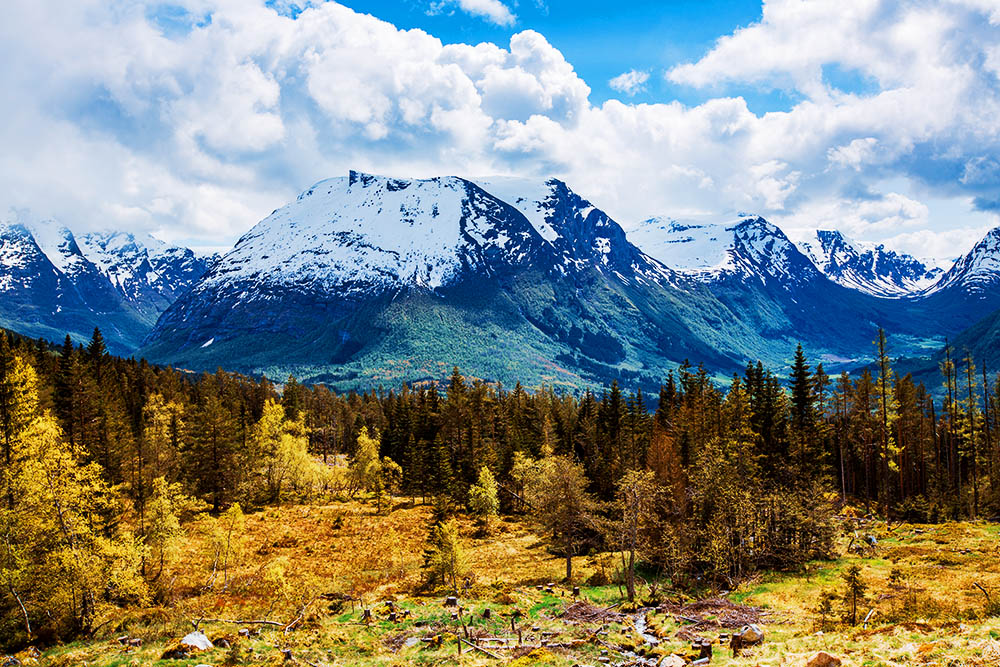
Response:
473,177,563,243
628,215,817,287
1,211,211,315
202,171,540,295
927,226,1000,296
795,229,943,298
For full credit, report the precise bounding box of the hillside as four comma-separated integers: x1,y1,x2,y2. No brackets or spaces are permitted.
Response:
138,171,998,390
139,172,766,390
29,500,1000,667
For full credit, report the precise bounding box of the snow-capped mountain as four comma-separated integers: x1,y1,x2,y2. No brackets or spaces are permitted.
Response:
0,212,214,351
191,171,555,297
78,230,216,316
142,171,756,389
796,230,942,298
925,226,1000,297
626,215,822,287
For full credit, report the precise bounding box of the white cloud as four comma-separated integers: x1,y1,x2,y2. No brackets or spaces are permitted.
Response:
609,69,650,96
827,138,880,171
0,0,998,264
428,0,516,27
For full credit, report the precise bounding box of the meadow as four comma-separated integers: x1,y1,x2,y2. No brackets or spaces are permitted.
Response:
26,499,1000,667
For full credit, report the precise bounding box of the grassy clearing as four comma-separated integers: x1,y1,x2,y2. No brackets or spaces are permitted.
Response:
19,500,1000,666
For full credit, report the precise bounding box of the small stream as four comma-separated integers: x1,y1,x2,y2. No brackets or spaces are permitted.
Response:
615,609,661,666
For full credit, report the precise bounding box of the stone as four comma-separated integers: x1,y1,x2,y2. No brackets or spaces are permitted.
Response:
804,651,842,667
658,655,686,667
180,631,214,651
738,624,765,644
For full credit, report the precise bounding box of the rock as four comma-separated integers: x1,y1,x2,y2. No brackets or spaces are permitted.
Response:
738,624,765,644
804,652,842,667
180,631,213,651
659,655,686,667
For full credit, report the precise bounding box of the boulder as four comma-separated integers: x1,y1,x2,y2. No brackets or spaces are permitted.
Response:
161,631,214,660
738,624,765,644
181,631,214,651
659,655,686,667
805,651,842,667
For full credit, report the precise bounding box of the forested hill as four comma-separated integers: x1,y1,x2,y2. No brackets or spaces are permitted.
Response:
0,325,997,648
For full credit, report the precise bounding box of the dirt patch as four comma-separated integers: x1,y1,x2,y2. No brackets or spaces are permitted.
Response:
382,630,416,651
659,596,770,634
558,600,624,623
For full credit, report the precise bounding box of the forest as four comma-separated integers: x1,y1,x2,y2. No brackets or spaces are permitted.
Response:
0,326,998,653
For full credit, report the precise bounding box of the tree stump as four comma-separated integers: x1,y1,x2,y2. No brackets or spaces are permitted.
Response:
730,633,743,657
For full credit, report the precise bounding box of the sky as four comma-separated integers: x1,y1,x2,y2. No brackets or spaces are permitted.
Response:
1,0,999,265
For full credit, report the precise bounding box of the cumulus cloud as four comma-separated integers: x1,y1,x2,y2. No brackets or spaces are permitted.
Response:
427,0,516,27
0,0,998,264
609,69,650,96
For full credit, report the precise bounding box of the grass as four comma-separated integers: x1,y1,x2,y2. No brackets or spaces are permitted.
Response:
17,500,1000,666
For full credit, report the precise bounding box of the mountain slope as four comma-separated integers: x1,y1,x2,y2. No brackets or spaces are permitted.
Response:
627,215,940,363
0,213,213,352
142,172,773,389
796,229,942,297
908,226,1000,334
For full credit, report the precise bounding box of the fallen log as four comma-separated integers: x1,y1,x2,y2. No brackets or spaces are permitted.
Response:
459,637,503,659
194,617,284,627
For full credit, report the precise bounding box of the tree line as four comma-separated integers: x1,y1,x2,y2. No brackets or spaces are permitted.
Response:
0,326,997,647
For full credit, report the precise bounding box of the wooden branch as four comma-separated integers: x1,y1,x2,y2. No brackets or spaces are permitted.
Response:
496,482,533,509
195,617,284,627
974,582,993,604
7,583,30,640
284,596,320,634
459,638,503,660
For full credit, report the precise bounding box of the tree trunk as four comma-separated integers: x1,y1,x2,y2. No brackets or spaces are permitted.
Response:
565,533,573,583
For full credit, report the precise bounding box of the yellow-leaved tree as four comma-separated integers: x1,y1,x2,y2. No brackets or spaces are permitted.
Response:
0,349,145,646
248,399,327,503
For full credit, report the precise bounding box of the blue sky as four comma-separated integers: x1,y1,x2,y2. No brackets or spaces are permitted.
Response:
1,0,999,263
333,0,802,111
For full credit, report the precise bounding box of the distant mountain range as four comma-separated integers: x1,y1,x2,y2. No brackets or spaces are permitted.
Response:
0,212,215,353
3,173,1000,389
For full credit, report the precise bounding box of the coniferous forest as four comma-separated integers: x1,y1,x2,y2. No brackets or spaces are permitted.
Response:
1,324,999,654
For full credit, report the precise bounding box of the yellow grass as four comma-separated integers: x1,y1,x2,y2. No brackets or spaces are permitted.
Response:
26,500,1000,666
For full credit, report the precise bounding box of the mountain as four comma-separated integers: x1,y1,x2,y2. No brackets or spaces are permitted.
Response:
795,229,942,297
924,227,1000,297
906,226,1000,334
0,212,214,352
626,215,938,364
141,171,775,389
627,215,823,286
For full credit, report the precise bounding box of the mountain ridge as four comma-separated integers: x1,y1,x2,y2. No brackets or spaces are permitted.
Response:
0,212,214,352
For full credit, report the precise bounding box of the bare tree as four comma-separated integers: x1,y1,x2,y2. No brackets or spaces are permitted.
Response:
606,469,661,602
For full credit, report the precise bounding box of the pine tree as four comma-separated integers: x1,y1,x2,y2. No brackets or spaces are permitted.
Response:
875,329,899,515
